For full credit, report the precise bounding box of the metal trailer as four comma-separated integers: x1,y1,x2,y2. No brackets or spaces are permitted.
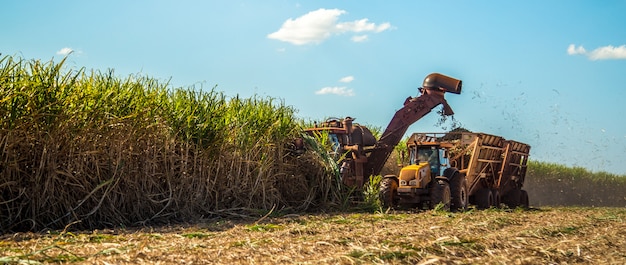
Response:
404,132,531,209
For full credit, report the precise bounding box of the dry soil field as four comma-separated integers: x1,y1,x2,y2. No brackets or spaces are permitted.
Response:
1,207,624,264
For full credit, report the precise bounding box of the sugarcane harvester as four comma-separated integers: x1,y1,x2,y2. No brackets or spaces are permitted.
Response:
304,73,462,188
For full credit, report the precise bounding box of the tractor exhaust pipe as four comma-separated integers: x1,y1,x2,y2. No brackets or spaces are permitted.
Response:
342,117,354,145
422,73,462,94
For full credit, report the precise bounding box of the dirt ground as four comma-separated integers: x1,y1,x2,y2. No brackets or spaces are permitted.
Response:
1,207,625,264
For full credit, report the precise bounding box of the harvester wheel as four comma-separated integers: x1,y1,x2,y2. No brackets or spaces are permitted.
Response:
520,189,529,209
429,180,451,211
502,188,521,208
449,173,468,212
475,188,494,209
379,177,399,209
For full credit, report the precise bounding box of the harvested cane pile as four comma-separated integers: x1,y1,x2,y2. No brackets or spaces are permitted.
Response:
0,55,340,232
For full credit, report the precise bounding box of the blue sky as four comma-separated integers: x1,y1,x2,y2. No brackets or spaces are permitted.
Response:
2,1,626,174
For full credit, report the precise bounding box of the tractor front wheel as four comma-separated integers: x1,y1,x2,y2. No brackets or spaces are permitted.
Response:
379,177,399,209
429,180,451,211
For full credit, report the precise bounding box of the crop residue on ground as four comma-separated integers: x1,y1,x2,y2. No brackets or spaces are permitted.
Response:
1,207,624,264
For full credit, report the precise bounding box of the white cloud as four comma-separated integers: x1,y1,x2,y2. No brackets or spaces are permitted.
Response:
315,86,355,96
351,35,368,42
567,44,626,60
588,45,626,60
339,75,354,83
267,8,392,45
567,44,586,55
56,47,74,56
336,19,391,33
267,8,344,45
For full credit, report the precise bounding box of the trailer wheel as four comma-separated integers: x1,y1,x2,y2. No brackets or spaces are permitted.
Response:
475,188,494,209
429,180,451,211
520,189,529,209
449,173,468,212
492,189,501,208
379,177,399,209
502,188,521,208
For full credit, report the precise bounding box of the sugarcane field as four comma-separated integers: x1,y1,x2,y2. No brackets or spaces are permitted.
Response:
2,2,626,264
1,54,625,264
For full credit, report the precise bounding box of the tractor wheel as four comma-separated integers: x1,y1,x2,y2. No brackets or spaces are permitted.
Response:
429,180,451,211
475,188,494,209
379,177,399,209
501,188,521,208
449,173,468,212
520,189,529,209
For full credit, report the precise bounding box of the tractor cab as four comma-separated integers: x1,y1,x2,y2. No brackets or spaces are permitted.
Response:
409,145,450,177
395,144,451,191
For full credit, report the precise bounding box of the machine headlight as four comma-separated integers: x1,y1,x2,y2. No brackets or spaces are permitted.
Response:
409,179,418,186
400,180,407,186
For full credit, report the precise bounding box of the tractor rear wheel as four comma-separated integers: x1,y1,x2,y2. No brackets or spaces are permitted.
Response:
449,174,468,212
475,188,494,209
520,189,529,209
429,180,451,210
379,177,399,209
